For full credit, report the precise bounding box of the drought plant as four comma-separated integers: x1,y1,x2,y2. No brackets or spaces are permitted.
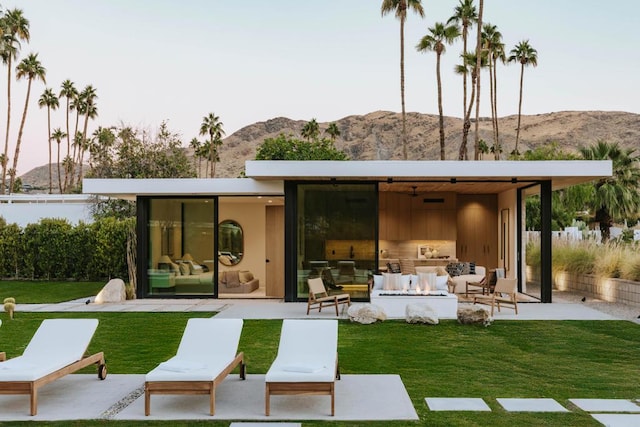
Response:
3,297,16,319
620,249,640,282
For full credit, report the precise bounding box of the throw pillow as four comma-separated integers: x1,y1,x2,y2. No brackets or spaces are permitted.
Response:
225,270,240,287
387,262,401,273
170,262,181,275
239,271,254,282
460,262,471,275
372,274,383,290
446,262,463,277
382,272,402,290
179,262,190,276
435,275,449,291
436,266,448,276
468,261,476,275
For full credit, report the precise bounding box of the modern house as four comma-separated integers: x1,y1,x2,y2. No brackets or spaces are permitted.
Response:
83,159,612,303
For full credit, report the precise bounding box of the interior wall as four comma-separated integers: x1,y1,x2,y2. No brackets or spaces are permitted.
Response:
219,202,266,289
498,189,517,279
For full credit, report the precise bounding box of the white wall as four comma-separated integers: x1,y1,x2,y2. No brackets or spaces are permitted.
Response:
0,195,95,227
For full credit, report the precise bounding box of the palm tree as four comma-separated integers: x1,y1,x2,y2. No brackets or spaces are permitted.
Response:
325,123,341,141
75,85,97,187
416,22,460,160
447,0,477,154
51,128,66,193
0,8,30,193
381,0,424,160
188,137,202,176
301,118,320,141
579,141,640,242
456,51,486,160
508,40,538,155
9,52,45,193
59,80,77,177
199,113,225,178
482,23,505,159
38,87,58,193
472,0,484,160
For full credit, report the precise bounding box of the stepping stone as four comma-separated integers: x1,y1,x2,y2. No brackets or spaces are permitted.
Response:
425,398,491,411
591,414,640,427
570,399,640,412
497,398,568,412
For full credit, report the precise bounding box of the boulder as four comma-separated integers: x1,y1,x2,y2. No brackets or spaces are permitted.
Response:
405,303,439,325
457,305,492,326
348,304,387,324
95,279,127,304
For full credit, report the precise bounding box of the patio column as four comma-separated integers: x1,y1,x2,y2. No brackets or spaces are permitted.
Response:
540,180,552,303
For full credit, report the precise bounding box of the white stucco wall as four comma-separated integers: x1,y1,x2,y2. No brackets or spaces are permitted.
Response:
0,195,95,227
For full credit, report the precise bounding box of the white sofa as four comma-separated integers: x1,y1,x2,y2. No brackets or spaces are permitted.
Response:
448,266,486,294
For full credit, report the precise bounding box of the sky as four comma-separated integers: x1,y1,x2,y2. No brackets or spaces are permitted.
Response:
2,0,639,175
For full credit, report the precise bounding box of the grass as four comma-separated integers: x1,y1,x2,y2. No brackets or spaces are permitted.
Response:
0,280,105,304
1,311,639,426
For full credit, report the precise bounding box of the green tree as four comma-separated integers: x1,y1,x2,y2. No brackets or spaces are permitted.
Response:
51,128,67,193
381,0,424,160
447,0,477,157
579,141,640,241
256,133,348,160
59,79,77,190
482,23,505,159
74,85,98,189
416,22,460,160
301,118,320,141
455,51,486,159
38,87,59,193
199,112,225,178
325,123,341,141
188,137,202,175
0,8,30,194
10,52,46,193
472,0,485,160
508,40,538,155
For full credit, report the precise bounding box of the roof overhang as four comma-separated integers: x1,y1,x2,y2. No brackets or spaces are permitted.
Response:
83,178,284,201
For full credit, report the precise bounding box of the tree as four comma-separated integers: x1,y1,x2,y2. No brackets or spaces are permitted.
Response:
325,123,341,141
59,79,77,190
0,8,30,194
74,85,98,189
188,137,202,176
579,141,640,242
472,0,484,160
455,51,486,159
199,112,225,178
482,23,505,159
9,52,46,193
381,0,424,160
508,40,538,155
447,0,477,158
256,133,348,160
301,118,320,141
38,87,58,193
51,128,67,193
416,22,460,160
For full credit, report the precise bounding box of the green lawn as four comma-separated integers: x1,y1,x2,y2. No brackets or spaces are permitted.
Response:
0,280,105,303
1,311,638,426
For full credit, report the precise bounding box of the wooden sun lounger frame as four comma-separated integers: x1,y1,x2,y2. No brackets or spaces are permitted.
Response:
0,351,107,416
265,354,340,416
144,351,245,416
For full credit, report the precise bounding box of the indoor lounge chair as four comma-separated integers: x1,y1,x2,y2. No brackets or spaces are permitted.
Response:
0,318,106,416
306,277,351,316
265,319,339,416
144,318,245,416
473,277,518,316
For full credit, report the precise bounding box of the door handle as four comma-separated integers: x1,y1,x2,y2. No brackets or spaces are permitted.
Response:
266,259,270,263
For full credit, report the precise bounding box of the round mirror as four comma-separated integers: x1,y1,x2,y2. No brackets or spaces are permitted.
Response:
218,220,243,266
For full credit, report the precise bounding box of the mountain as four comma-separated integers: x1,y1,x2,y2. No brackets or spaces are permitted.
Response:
20,110,640,186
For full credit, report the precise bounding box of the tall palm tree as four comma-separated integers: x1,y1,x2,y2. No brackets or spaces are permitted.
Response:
75,85,97,187
37,87,58,193
199,113,225,178
0,8,30,193
472,0,484,160
325,123,341,141
416,22,460,160
447,0,477,154
482,23,505,159
508,40,538,155
59,79,77,188
301,118,320,141
381,0,424,160
9,52,45,193
188,137,202,176
51,128,66,193
456,51,486,160
579,141,640,242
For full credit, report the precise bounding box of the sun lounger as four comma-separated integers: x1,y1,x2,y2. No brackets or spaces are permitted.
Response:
0,318,106,415
144,318,245,416
265,319,339,416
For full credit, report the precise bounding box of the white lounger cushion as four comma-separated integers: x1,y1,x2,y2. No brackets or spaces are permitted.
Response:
145,318,243,382
265,319,337,383
0,318,99,381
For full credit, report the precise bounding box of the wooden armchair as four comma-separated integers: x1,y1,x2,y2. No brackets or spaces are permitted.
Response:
473,277,518,316
307,277,351,316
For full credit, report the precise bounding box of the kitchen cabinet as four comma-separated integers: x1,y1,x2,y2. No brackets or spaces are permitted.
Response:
456,195,497,269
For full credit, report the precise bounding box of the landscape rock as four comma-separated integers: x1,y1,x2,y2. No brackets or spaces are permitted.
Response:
405,303,439,325
457,305,492,326
95,279,126,304
348,303,387,324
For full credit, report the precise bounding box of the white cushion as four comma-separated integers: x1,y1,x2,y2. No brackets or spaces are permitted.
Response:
282,364,325,373
382,272,402,290
436,275,449,291
372,274,383,290
157,358,207,373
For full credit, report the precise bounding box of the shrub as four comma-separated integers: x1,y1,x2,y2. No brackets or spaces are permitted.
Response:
593,243,625,278
620,251,640,282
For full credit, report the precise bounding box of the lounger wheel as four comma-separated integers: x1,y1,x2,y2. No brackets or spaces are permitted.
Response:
98,363,107,380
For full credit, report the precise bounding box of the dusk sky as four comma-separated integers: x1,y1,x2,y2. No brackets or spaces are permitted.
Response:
2,0,638,175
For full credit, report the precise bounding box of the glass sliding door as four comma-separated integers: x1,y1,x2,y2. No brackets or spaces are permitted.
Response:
147,197,215,296
295,183,377,301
